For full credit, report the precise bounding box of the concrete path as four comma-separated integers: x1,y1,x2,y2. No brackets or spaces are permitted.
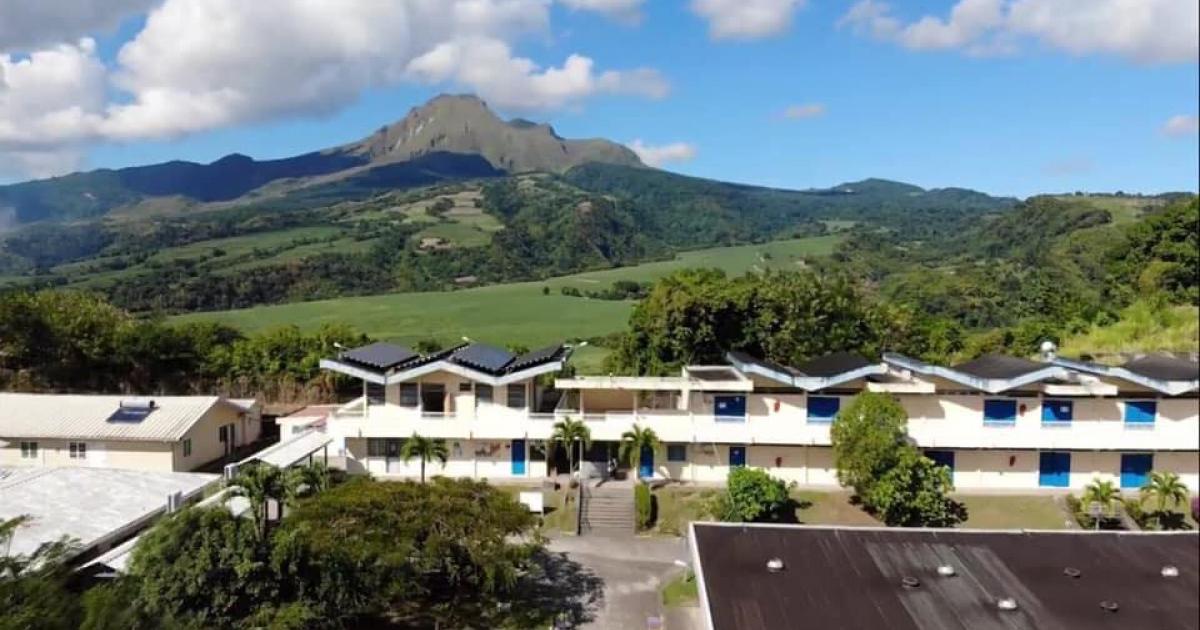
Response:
547,534,698,630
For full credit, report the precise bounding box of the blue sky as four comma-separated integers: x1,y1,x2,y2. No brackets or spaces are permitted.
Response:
2,0,1197,197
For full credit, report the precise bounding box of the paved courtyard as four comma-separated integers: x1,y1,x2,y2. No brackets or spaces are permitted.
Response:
547,534,700,630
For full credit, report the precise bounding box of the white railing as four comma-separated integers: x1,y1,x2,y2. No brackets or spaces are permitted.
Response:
327,402,1194,450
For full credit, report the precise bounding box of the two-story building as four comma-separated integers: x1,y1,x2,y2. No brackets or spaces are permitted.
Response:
314,341,1199,491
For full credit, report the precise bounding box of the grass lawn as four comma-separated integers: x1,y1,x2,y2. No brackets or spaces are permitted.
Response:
416,221,495,248
496,484,578,534
661,571,699,608
172,234,841,348
954,494,1072,530
649,487,880,536
793,490,880,526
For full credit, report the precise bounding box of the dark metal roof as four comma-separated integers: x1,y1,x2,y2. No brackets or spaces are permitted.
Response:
694,524,1200,630
727,351,803,377
451,343,515,373
952,354,1045,379
795,352,873,377
1121,355,1200,382
340,342,417,370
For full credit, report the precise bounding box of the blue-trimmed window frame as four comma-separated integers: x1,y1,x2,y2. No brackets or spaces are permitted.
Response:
1123,400,1157,429
806,396,840,424
983,399,1018,427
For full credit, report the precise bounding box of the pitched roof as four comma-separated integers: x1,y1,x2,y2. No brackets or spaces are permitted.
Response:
0,394,234,442
795,352,874,377
692,523,1200,630
952,354,1045,379
324,341,569,383
340,342,418,370
1120,355,1200,382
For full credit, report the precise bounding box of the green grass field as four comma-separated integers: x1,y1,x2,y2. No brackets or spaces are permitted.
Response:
1060,301,1199,360
172,235,842,349
1052,195,1165,225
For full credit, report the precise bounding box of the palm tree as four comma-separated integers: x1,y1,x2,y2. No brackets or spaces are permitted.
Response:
230,462,286,538
400,432,448,483
552,417,591,478
1082,477,1121,517
1141,471,1190,513
284,460,332,505
619,424,660,480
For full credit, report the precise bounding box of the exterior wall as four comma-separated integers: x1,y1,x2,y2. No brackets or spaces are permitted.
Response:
950,450,1039,489
0,438,175,472
344,437,548,481
173,402,259,471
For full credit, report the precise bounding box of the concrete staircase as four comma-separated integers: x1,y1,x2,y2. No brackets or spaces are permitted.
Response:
580,484,635,536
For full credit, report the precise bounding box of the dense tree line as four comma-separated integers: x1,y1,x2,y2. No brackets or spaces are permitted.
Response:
0,290,365,399
2,476,599,629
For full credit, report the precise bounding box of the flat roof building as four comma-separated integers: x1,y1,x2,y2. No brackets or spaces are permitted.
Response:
689,522,1200,630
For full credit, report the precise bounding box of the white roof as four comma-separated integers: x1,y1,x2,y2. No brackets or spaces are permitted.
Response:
0,466,217,558
243,429,332,468
0,393,236,442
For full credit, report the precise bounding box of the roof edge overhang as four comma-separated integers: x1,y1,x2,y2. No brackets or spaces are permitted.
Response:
1051,357,1199,396
725,352,887,390
319,357,566,386
883,353,1068,394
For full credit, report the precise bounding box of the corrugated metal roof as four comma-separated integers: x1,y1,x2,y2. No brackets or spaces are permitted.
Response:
0,394,231,442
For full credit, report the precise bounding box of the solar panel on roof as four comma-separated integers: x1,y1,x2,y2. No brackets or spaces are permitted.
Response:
452,344,515,373
341,342,417,370
509,344,563,371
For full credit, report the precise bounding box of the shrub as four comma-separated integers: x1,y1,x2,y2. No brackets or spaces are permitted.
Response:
864,449,966,528
635,483,653,531
718,468,794,523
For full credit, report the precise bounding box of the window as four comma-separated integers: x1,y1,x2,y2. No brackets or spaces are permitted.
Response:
399,383,419,407
367,438,403,458
182,438,192,457
476,384,494,404
366,382,386,405
667,444,688,462
1041,399,1073,426
20,441,38,459
506,384,527,409
529,441,547,462
69,442,87,459
1124,400,1156,428
714,395,747,421
983,399,1018,426
458,382,473,393
806,397,840,424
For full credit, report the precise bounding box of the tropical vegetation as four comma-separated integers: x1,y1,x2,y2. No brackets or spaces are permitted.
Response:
399,433,449,483
619,424,660,479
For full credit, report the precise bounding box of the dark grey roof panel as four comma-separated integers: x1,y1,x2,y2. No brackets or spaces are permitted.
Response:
795,352,873,377
451,343,515,373
1121,355,1200,381
341,342,417,370
952,354,1044,379
694,524,1200,630
509,344,565,372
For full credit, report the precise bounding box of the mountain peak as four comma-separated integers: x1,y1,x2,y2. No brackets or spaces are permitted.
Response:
343,94,642,174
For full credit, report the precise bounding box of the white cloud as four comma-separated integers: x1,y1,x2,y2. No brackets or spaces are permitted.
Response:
782,103,825,119
840,0,1198,63
691,0,805,40
407,38,667,111
0,0,670,178
0,0,159,53
626,139,697,167
1162,115,1200,138
559,0,645,24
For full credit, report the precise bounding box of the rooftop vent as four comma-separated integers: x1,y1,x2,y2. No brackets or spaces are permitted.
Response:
997,598,1018,611
937,565,956,577
1162,565,1179,578
1099,601,1119,613
1040,340,1057,361
901,577,921,589
120,398,155,410
766,558,785,573
1063,567,1081,578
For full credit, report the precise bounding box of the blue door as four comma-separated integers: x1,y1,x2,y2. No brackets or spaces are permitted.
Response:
1042,400,1073,424
1120,454,1153,489
1039,451,1071,487
511,439,526,476
925,450,955,472
639,445,654,478
714,395,747,421
729,446,747,468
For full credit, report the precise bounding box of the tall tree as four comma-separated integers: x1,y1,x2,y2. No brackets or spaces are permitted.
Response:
830,392,909,497
400,433,448,483
551,417,591,478
619,424,660,479
230,463,287,538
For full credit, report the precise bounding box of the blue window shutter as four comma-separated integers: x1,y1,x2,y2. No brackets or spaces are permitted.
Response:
984,400,1018,422
1124,401,1156,424
807,397,840,421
